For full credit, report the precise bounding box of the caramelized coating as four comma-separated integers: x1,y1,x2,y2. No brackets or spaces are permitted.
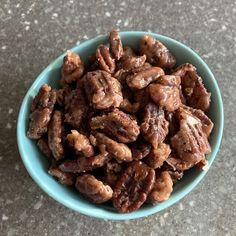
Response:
28,84,56,139
61,50,84,86
48,167,74,185
109,29,123,60
173,63,211,111
93,132,132,162
140,35,176,68
147,171,173,203
76,174,113,203
90,109,140,143
67,130,94,157
126,66,165,89
171,106,211,163
140,103,169,148
113,161,155,213
84,70,123,109
96,44,116,73
149,75,182,112
37,138,52,159
64,88,88,129
145,143,171,169
48,110,64,160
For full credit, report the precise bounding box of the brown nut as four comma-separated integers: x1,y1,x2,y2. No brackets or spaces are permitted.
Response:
140,102,169,149
61,50,84,86
37,138,52,159
90,109,140,143
27,84,56,139
140,35,176,68
173,63,211,111
96,44,116,73
149,75,182,112
171,106,211,163
93,132,132,162
84,70,123,109
48,167,74,185
59,151,110,173
48,110,64,161
130,140,152,160
109,29,123,60
67,130,94,157
76,174,113,203
126,66,165,89
113,161,155,213
145,143,171,169
64,88,88,129
147,171,173,203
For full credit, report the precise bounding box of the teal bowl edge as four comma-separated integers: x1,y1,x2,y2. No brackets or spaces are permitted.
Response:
17,31,224,220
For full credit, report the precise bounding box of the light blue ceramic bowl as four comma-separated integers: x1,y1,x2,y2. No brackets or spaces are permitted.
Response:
17,31,224,220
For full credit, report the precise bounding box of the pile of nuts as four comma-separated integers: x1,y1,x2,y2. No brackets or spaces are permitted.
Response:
27,29,213,213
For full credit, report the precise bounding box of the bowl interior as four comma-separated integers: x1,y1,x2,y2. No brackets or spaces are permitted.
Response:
17,32,224,220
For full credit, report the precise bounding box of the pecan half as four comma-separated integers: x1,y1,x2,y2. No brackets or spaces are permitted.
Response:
126,66,165,89
140,103,169,149
173,63,211,111
113,161,155,213
27,84,56,139
84,70,123,109
147,171,173,203
90,109,140,143
48,110,64,160
109,29,123,60
96,45,115,73
140,35,176,68
37,138,52,159
59,151,110,173
61,50,84,86
149,75,182,112
145,143,171,169
93,132,132,162
76,174,113,203
48,167,74,185
67,130,94,157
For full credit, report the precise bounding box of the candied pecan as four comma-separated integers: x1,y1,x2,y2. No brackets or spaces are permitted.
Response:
140,35,176,68
113,161,155,213
37,138,52,159
147,171,173,203
59,151,110,173
165,153,196,171
28,84,56,139
93,132,132,162
118,54,146,71
61,50,84,86
64,88,88,129
56,85,71,107
149,75,182,112
145,143,171,169
196,159,209,170
165,111,179,139
48,167,74,185
173,63,211,111
48,110,64,160
161,162,183,183
96,44,115,73
90,109,140,143
131,140,151,160
140,103,169,149
182,105,213,137
76,174,113,203
126,66,165,89
120,98,140,113
84,70,123,109
102,160,123,187
171,107,211,163
109,29,123,60
67,130,94,157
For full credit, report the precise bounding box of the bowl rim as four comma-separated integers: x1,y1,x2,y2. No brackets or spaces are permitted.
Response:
17,31,224,220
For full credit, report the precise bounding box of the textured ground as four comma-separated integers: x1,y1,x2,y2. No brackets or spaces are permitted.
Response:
0,0,236,235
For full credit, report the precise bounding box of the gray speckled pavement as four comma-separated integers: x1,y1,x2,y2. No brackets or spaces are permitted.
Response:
0,0,235,235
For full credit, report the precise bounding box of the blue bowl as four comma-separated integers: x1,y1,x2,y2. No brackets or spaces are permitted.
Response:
17,31,224,220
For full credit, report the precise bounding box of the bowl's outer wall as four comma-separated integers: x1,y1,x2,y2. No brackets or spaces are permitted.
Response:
17,32,224,220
